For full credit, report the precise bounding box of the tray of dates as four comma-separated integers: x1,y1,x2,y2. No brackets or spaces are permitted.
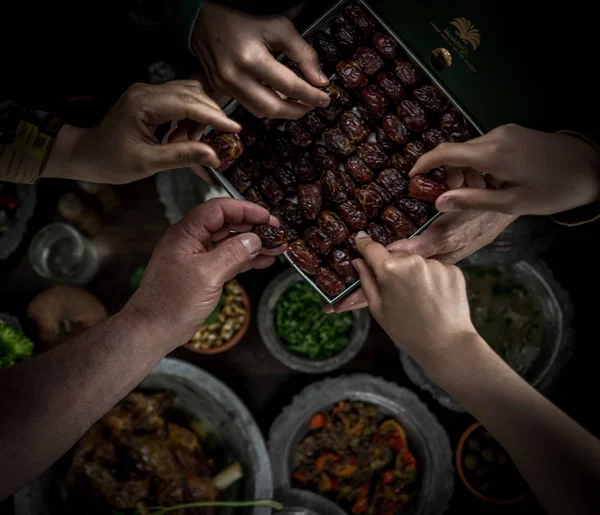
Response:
202,0,481,304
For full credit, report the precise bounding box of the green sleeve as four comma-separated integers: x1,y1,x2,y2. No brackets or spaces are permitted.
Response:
162,0,205,52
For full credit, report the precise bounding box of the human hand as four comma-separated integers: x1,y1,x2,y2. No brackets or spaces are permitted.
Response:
352,232,477,365
44,81,240,184
192,2,330,119
325,209,516,313
125,198,286,345
411,124,600,216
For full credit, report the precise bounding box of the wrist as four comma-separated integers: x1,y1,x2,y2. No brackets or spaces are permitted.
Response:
557,130,600,205
42,125,86,181
117,305,178,355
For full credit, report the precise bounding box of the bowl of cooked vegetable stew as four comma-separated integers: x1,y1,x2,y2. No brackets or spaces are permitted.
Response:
258,269,370,373
268,375,454,515
456,422,529,504
14,358,273,515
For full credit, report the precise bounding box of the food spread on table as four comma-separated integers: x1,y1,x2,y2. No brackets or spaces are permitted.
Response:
0,321,33,368
0,181,19,233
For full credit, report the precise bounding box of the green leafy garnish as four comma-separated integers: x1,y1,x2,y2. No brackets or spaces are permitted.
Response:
130,266,146,291
204,294,226,325
275,282,353,360
0,323,34,368
147,500,283,514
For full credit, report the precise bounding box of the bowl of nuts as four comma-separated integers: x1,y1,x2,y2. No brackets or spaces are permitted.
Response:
185,280,251,354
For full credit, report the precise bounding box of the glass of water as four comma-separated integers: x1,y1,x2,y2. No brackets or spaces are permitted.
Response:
29,223,99,284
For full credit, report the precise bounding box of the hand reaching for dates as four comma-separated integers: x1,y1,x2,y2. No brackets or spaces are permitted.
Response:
324,210,515,313
411,124,600,216
191,2,330,119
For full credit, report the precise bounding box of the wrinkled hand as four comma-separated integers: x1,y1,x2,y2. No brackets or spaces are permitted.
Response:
325,209,515,313
45,81,240,184
192,1,330,119
411,124,600,215
125,198,285,345
353,232,476,365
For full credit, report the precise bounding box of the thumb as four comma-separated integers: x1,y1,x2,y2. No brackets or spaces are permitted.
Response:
148,141,220,173
435,187,520,214
210,232,262,283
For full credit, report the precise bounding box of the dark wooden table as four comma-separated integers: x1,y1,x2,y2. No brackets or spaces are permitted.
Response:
1,176,598,515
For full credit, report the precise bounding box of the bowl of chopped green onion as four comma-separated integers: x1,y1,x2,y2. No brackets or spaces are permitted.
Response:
258,269,370,373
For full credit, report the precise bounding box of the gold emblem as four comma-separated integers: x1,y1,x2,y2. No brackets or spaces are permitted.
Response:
450,18,481,50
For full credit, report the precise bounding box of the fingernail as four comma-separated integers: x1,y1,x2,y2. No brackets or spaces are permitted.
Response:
437,197,455,211
240,233,261,254
351,259,359,270
356,230,368,239
319,69,328,83
319,97,330,107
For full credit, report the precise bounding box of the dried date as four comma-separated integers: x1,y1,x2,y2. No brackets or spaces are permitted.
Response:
288,240,320,275
323,128,356,156
298,183,322,221
279,199,304,226
441,108,473,141
338,199,368,231
245,187,265,206
381,205,416,238
328,17,360,52
382,114,409,145
252,224,287,249
336,59,369,90
347,233,359,257
338,111,369,143
203,132,244,163
324,81,354,107
278,219,298,242
303,226,333,255
397,100,429,133
322,169,355,204
377,168,409,198
286,120,313,148
317,103,343,125
315,267,346,297
273,130,296,160
357,141,390,170
344,3,376,35
318,211,350,246
404,141,427,165
371,32,397,60
391,152,411,173
344,155,373,183
311,145,339,172
409,175,449,202
395,197,429,225
394,59,422,88
259,175,284,205
422,128,451,149
354,46,384,75
238,151,262,178
376,72,406,104
355,184,385,218
261,144,279,169
413,85,448,113
294,152,319,183
367,222,393,246
300,111,326,136
370,182,392,204
228,167,252,193
328,249,358,284
359,86,388,118
274,165,297,195
313,30,341,67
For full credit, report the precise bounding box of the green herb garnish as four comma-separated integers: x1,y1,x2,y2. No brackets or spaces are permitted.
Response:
204,294,226,325
275,282,353,360
0,323,34,368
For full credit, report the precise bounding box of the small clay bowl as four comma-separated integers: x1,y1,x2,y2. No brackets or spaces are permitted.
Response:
184,280,251,355
456,421,529,504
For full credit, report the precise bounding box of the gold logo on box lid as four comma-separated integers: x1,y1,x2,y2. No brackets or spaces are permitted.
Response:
430,17,480,73
450,18,481,50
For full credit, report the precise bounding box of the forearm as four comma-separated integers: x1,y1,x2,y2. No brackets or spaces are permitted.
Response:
426,334,600,515
0,309,174,499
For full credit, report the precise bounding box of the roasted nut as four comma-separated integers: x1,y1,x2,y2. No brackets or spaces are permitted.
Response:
322,169,355,204
318,210,350,246
375,72,406,104
355,184,385,218
381,204,416,238
409,175,449,202
344,3,376,35
279,199,304,226
347,233,359,257
336,59,369,90
259,175,284,205
377,168,409,198
359,86,389,118
313,30,342,66
338,199,368,231
422,128,452,149
315,267,346,297
273,130,296,160
328,17,360,51
413,85,448,112
303,226,334,255
274,165,297,195
395,196,430,225
344,155,374,183
324,81,354,107
391,152,411,173
294,151,319,183
394,59,422,88
311,145,339,172
404,141,428,165
252,224,287,248
441,108,473,141
354,46,384,75
323,128,356,156
298,183,323,221
286,120,313,148
203,132,244,162
288,240,320,275
367,222,393,246
397,100,429,133
338,111,369,143
300,111,326,136
328,249,358,284
381,114,409,145
317,103,343,125
228,167,252,193
376,127,394,151
356,141,390,170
